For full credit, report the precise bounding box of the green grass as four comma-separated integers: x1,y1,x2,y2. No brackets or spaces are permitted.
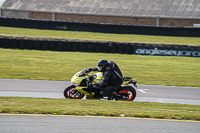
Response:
0,48,200,87
1,27,199,121
0,26,200,46
0,97,200,121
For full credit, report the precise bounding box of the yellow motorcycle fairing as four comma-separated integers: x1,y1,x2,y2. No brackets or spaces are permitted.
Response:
92,72,103,83
75,86,95,98
71,71,87,85
71,69,135,98
71,70,133,86
70,70,102,98
71,70,103,85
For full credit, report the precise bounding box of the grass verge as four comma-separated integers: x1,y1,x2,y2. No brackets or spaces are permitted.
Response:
0,48,200,87
0,26,200,46
0,97,199,121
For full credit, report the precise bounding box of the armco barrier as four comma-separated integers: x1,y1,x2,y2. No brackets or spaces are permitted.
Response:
0,17,200,37
0,37,199,57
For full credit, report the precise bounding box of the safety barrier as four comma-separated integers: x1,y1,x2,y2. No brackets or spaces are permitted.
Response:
0,17,200,37
0,37,199,57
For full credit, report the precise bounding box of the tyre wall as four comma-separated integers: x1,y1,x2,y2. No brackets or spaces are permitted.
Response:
0,37,199,57
0,17,200,37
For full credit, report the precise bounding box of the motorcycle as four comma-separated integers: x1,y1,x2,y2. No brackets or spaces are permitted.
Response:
63,68,137,101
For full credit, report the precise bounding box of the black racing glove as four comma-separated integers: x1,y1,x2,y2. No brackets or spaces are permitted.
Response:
88,83,94,88
86,67,92,73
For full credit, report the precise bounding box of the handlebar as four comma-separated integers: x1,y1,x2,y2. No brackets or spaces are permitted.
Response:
78,68,89,77
80,68,87,73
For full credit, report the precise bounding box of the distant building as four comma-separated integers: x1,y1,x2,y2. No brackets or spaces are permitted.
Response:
1,0,200,27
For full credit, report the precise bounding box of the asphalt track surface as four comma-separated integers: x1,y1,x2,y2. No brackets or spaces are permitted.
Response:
1,79,200,132
0,79,200,105
0,114,200,133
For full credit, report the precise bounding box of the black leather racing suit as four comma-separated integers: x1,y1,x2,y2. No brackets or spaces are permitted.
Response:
90,67,123,97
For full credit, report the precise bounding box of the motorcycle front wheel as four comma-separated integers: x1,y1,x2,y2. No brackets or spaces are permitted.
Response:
63,85,85,99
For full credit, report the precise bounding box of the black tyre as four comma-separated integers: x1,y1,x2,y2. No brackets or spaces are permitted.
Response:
118,86,136,101
63,85,85,99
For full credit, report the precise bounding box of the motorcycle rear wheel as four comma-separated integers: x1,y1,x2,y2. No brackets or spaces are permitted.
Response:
63,85,85,99
117,86,136,101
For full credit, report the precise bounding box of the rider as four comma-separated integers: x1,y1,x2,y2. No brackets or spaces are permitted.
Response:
87,59,123,98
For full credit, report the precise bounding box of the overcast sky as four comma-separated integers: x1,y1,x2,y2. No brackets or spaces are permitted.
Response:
0,0,5,7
